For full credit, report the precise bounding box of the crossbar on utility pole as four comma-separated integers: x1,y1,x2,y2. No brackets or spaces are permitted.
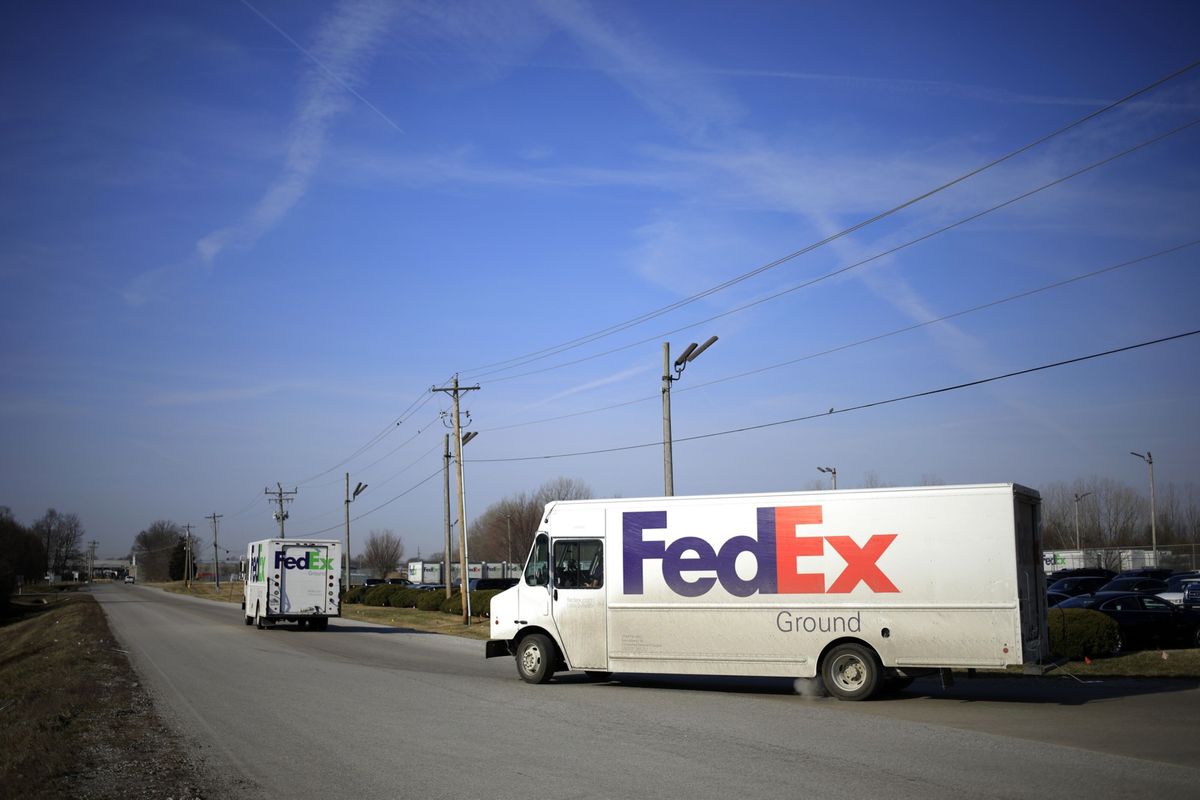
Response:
433,376,480,624
265,483,297,538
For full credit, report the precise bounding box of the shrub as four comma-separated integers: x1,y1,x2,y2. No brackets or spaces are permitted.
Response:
440,589,501,618
391,588,424,608
1047,608,1121,659
416,590,447,611
340,586,366,604
363,585,395,606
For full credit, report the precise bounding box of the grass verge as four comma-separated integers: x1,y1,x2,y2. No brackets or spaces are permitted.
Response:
0,591,221,798
154,580,493,640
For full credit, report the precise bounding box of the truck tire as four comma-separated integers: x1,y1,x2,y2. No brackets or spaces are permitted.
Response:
822,643,881,701
255,604,265,630
516,634,555,684
311,617,329,631
244,613,253,626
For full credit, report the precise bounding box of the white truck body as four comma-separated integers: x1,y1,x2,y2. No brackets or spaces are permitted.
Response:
243,539,341,630
486,484,1049,700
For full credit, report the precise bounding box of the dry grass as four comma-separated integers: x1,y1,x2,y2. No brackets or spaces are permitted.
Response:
0,592,218,797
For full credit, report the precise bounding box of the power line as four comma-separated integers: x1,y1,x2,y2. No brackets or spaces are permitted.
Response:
473,116,1200,384
297,465,445,536
479,239,1200,433
461,59,1200,377
467,329,1200,463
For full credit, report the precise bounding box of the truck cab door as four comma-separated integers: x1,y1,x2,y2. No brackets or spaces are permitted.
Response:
550,538,607,670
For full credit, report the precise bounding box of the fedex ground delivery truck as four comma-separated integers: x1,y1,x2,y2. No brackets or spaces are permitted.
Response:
485,484,1049,700
243,539,341,630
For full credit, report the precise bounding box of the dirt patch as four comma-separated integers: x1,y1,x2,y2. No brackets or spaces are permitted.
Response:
0,593,250,799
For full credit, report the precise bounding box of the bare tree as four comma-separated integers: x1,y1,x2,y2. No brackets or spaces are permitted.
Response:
468,477,593,563
362,530,405,578
33,509,84,576
133,520,182,582
860,471,889,489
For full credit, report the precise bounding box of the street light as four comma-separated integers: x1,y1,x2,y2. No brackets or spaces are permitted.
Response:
662,336,718,496
1130,451,1157,562
817,466,838,490
1073,491,1091,551
345,475,367,589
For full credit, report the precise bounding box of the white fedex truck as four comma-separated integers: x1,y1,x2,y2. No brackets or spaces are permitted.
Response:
486,484,1049,700
243,539,341,630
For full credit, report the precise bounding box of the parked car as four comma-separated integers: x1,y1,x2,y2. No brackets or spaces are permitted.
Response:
1117,568,1175,581
384,577,412,586
473,578,518,591
124,575,135,584
1046,567,1116,583
1047,576,1109,596
1056,591,1200,652
1096,577,1169,594
1047,590,1072,608
361,578,385,589
1159,573,1200,606
1184,581,1200,609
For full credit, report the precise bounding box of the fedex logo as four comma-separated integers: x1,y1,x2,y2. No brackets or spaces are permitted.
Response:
273,550,334,571
622,506,899,598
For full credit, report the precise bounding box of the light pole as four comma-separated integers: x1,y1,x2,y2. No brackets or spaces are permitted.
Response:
345,474,367,589
1073,491,1091,551
817,466,837,490
1130,451,1157,562
662,336,718,496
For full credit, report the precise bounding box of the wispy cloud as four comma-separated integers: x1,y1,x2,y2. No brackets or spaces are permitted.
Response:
123,0,398,305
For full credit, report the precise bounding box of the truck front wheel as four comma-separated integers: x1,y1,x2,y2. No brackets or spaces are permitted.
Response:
516,634,555,684
822,643,881,701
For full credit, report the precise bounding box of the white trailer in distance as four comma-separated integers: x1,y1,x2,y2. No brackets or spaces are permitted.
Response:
486,484,1049,700
244,539,341,630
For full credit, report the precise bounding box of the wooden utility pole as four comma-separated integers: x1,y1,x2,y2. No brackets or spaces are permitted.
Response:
182,524,194,587
443,434,452,600
265,483,297,537
432,375,480,624
206,513,223,589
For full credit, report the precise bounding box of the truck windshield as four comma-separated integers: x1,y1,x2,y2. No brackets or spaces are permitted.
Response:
524,534,549,587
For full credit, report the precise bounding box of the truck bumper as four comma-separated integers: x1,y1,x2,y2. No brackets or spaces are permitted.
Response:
485,640,511,659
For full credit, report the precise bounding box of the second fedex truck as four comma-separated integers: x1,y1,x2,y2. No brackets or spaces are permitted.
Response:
485,484,1049,700
244,539,341,630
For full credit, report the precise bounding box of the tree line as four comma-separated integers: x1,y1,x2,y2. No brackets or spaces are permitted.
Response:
1040,478,1199,552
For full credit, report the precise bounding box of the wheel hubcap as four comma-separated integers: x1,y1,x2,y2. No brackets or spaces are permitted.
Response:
522,644,542,674
833,654,865,689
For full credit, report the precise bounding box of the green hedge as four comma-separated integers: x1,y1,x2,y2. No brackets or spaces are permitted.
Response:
440,590,502,618
345,586,505,619
1047,607,1121,659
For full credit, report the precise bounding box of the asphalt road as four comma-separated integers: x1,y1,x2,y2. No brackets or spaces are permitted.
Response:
94,583,1200,799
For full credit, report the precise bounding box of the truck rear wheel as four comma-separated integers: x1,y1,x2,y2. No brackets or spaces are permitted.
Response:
255,604,265,630
822,643,881,701
516,634,555,684
311,617,329,631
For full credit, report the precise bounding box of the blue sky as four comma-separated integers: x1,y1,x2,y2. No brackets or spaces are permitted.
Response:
2,0,1198,561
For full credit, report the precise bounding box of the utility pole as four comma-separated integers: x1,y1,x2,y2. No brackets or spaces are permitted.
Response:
443,434,452,600
433,375,480,624
345,474,366,590
265,483,298,538
206,513,223,589
662,337,718,496
87,540,98,583
506,512,512,578
182,524,194,588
